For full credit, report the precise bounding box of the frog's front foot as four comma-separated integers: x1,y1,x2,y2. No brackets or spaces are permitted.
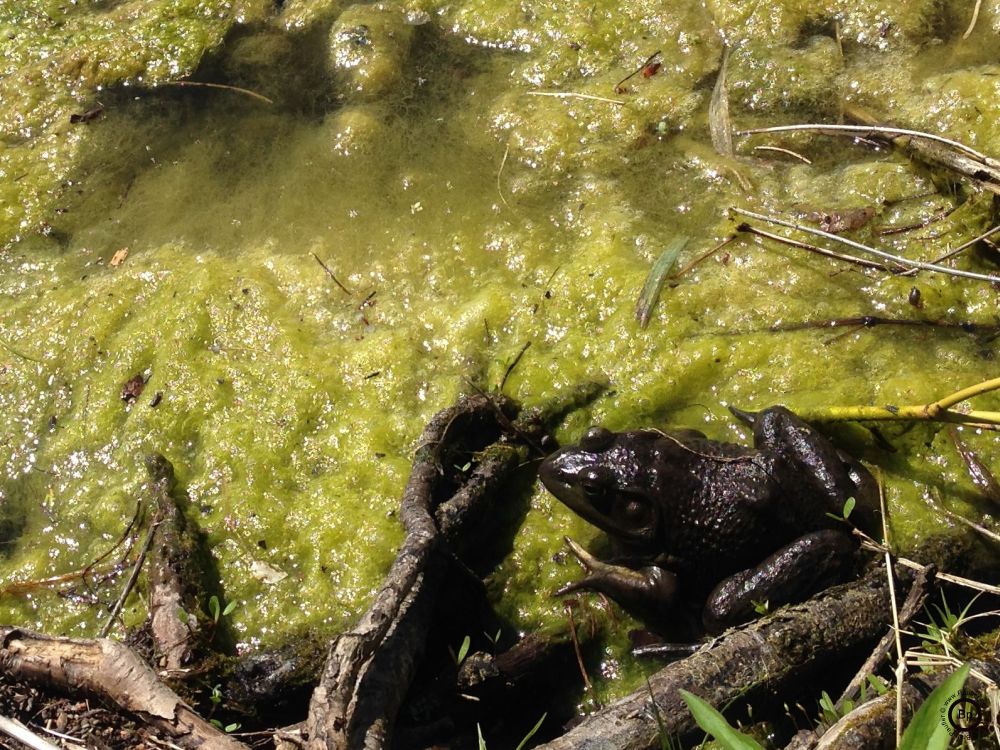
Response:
702,528,857,634
556,537,679,619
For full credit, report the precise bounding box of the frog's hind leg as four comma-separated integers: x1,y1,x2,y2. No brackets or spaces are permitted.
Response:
702,529,856,634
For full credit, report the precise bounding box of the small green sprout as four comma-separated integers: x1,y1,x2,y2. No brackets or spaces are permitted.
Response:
751,599,769,615
456,635,471,665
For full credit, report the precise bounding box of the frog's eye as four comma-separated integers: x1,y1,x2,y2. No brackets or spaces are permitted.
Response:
580,426,614,451
579,468,612,511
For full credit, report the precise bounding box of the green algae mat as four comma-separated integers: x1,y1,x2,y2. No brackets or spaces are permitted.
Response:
2,0,999,704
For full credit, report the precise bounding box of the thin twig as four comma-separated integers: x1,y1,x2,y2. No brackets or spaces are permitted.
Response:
496,141,511,209
931,225,1000,264
963,0,983,38
874,475,906,748
732,207,1000,283
564,602,594,695
737,222,891,270
100,519,160,637
499,341,531,392
670,235,738,279
752,145,812,164
311,253,351,295
525,91,625,105
161,80,274,105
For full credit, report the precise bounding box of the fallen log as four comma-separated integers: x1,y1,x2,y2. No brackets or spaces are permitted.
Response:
534,567,906,750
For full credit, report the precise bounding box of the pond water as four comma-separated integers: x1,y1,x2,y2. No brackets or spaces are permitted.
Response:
1,0,999,705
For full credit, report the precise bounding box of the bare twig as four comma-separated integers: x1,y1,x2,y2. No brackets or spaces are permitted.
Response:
931,225,1000,264
963,0,984,38
100,520,159,637
752,145,812,164
311,253,351,295
737,222,891,270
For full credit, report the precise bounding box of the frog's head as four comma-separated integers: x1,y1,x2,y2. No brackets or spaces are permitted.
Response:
539,426,662,546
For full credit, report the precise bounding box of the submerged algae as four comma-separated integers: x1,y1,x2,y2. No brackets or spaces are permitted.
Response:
1,0,1000,705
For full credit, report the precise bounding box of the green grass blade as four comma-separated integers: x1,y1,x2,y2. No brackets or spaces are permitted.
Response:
514,712,547,750
635,237,688,328
899,663,970,750
680,690,765,750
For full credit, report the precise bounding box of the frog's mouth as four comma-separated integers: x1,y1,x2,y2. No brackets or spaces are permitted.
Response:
539,456,659,546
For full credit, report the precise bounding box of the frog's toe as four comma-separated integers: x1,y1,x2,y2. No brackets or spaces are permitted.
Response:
727,405,759,426
555,538,679,615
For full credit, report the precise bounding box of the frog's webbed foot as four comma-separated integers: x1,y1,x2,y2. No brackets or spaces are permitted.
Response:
556,537,679,618
727,405,759,427
702,528,856,634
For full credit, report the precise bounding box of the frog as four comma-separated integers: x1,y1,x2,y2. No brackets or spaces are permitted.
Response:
538,405,880,634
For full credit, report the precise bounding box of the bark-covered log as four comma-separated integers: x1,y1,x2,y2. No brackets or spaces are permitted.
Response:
0,628,246,750
534,567,906,750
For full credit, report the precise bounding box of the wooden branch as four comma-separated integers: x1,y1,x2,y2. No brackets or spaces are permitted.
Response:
0,628,247,750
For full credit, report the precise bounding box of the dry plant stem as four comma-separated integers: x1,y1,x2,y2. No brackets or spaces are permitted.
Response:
670,235,738,279
732,208,1000,283
877,482,905,748
0,628,247,750
525,91,625,105
0,715,61,750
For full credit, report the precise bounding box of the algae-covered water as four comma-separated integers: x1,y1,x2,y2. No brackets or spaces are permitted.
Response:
2,0,1000,705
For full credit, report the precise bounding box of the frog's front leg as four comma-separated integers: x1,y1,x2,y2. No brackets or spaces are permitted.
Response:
556,537,679,620
702,529,856,633
732,405,880,531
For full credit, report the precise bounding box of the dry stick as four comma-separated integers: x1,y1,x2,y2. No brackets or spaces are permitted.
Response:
564,602,594,696
496,142,511,209
732,207,1000,283
737,222,892,271
874,479,906,748
924,491,1000,545
931,224,1000,264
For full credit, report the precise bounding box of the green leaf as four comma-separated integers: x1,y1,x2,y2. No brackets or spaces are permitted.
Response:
680,690,765,750
222,599,237,617
842,497,856,520
635,237,688,328
476,723,487,750
225,723,241,733
514,713,547,750
209,595,221,623
899,663,970,750
457,635,471,665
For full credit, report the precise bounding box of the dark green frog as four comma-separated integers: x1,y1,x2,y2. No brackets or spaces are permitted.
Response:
539,406,879,633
